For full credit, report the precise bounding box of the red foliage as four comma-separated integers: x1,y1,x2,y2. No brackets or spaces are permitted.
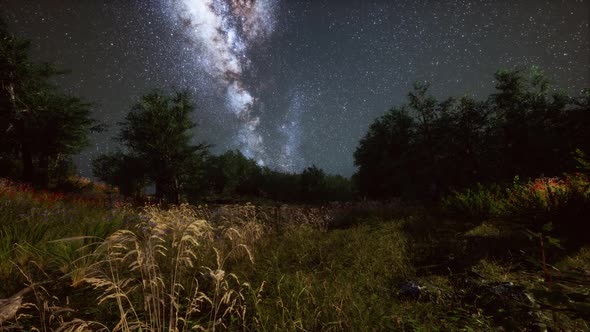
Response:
0,178,121,208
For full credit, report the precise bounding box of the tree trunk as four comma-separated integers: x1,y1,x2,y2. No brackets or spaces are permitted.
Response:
7,83,35,184
37,153,49,188
15,119,35,184
173,177,181,205
21,142,34,184
155,179,164,203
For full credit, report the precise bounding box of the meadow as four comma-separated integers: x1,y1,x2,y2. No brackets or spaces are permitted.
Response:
0,175,589,331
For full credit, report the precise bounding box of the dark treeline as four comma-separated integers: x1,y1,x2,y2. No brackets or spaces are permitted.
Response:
354,68,590,201
187,151,353,204
91,89,354,204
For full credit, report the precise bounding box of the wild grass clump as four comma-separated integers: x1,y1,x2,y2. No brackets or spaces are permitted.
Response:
71,204,260,331
441,183,506,220
0,178,138,295
244,220,418,331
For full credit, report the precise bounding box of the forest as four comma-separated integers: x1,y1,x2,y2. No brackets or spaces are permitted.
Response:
1,15,590,331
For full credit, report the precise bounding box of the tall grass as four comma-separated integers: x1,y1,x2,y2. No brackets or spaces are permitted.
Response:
244,221,416,331
0,179,137,295
65,205,261,331
1,177,589,331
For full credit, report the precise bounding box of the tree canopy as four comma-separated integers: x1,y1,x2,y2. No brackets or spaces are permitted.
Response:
354,67,590,201
185,150,354,204
0,18,99,187
93,90,209,203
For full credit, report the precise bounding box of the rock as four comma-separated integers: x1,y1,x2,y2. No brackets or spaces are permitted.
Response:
488,282,531,304
0,286,34,324
399,280,424,298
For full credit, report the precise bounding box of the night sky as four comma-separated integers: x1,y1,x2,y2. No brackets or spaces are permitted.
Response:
3,0,589,177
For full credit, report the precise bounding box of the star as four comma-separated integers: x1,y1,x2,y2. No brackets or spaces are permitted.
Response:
2,0,588,177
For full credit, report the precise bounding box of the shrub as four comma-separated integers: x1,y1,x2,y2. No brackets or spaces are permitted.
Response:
0,178,137,294
442,173,590,238
441,183,506,219
504,174,589,219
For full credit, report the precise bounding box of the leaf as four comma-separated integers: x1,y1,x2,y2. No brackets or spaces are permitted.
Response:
546,236,562,249
531,288,570,306
542,222,554,233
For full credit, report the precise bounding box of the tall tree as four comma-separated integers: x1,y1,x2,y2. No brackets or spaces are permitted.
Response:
109,90,208,203
300,165,327,203
407,82,455,199
198,150,262,199
92,152,148,199
354,107,416,198
0,17,99,186
354,67,589,201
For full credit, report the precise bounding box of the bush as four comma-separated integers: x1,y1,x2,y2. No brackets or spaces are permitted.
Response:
441,183,506,219
442,174,590,238
504,174,589,218
0,178,137,294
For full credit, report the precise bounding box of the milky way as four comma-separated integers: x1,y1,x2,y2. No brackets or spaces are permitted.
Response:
170,0,279,166
3,0,589,176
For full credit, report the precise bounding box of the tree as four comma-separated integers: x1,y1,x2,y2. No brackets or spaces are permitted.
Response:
300,165,327,203
0,17,99,186
198,150,262,200
444,96,494,187
407,82,455,199
354,67,589,202
354,107,416,198
323,174,354,202
92,152,148,199
96,90,208,203
490,67,580,179
568,89,590,158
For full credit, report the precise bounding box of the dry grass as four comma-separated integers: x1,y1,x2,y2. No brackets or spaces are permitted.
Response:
68,204,260,331
188,200,407,232
2,191,588,331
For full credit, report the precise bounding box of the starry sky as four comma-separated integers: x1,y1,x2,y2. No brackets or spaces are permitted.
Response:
3,0,589,176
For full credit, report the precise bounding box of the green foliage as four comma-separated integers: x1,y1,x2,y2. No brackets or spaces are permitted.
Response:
246,221,417,331
574,149,590,173
441,183,506,219
300,165,327,202
196,150,263,200
92,152,148,198
355,67,590,201
0,17,100,187
94,90,209,203
0,178,137,295
354,107,417,199
189,150,354,204
442,173,590,241
323,173,354,202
